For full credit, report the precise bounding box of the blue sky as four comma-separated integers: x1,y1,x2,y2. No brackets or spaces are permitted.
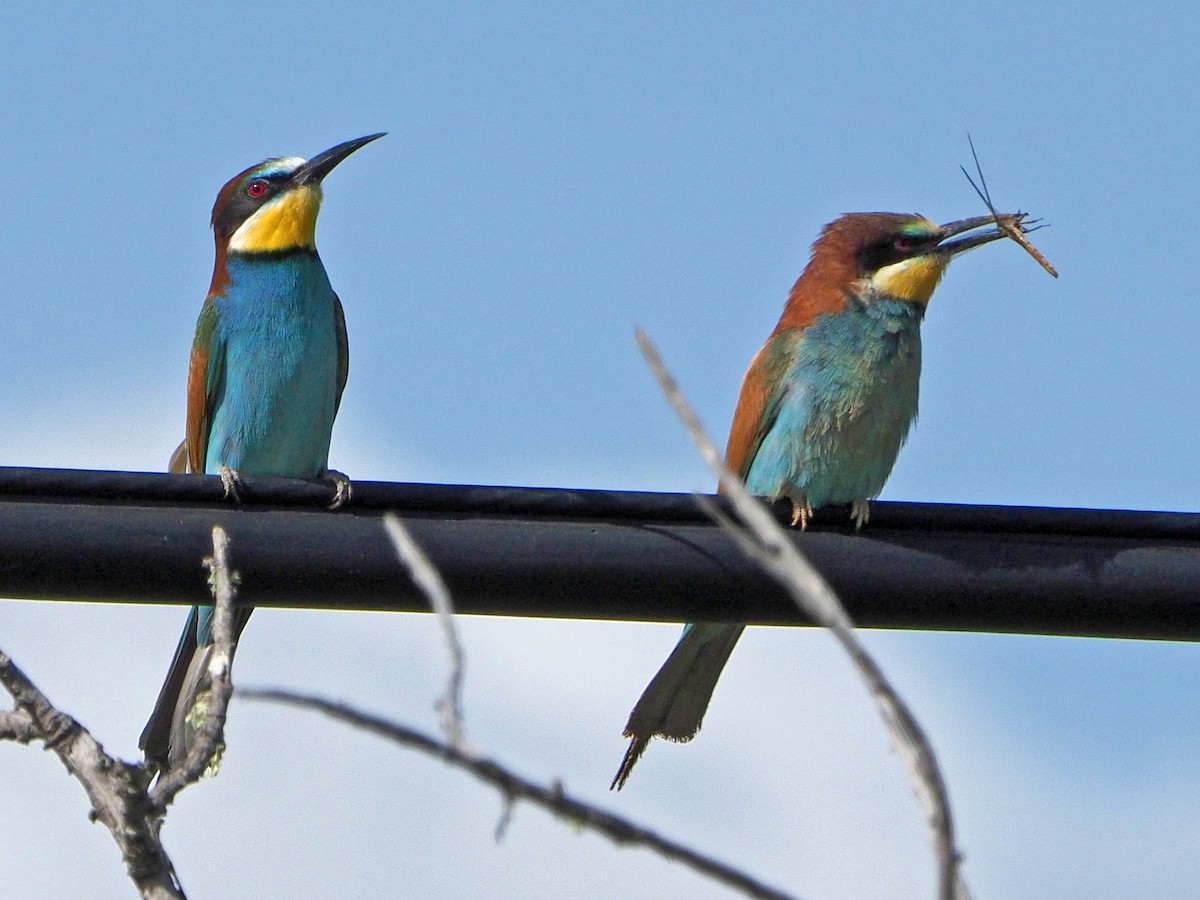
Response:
3,3,1200,898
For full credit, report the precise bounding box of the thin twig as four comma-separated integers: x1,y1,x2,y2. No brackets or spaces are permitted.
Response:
383,514,473,756
961,134,1058,278
239,687,798,900
254,515,795,898
636,329,970,900
149,526,238,809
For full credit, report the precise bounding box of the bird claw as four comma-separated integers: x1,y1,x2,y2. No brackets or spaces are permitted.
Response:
217,466,243,502
782,494,870,530
324,469,353,509
780,488,812,530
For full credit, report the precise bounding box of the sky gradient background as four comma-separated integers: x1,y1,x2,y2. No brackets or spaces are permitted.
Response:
3,3,1200,898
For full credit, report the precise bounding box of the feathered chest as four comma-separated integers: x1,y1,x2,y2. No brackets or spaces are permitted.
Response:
215,253,336,359
204,252,341,476
791,298,923,416
743,298,924,505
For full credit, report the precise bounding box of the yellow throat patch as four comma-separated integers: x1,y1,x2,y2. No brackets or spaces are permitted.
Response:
870,254,950,306
228,183,323,253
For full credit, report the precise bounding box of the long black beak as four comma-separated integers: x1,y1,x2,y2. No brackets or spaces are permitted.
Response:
935,212,1025,256
292,133,386,187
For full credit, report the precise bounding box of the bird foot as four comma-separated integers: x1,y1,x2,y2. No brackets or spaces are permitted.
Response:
781,488,812,530
323,469,353,509
850,499,870,530
217,466,244,502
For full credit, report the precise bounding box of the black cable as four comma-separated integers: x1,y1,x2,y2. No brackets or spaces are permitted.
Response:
1,466,1197,641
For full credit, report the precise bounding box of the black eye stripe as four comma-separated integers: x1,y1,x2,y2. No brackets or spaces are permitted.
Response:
858,232,935,272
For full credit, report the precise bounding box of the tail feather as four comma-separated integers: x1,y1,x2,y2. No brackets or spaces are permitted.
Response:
611,623,745,790
140,607,201,765
140,604,252,771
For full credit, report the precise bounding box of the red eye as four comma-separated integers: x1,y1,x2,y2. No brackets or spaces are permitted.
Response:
894,237,917,252
246,180,268,198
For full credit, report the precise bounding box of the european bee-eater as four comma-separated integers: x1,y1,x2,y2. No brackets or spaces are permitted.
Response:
140,133,385,770
613,211,1022,789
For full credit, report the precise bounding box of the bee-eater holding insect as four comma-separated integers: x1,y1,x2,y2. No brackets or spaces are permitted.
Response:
140,133,386,770
613,210,1030,789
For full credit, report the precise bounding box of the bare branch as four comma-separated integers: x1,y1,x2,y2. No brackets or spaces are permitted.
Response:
372,517,795,894
0,707,38,742
239,687,797,900
636,329,970,900
1,524,240,898
0,651,183,899
383,514,473,755
149,526,238,808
